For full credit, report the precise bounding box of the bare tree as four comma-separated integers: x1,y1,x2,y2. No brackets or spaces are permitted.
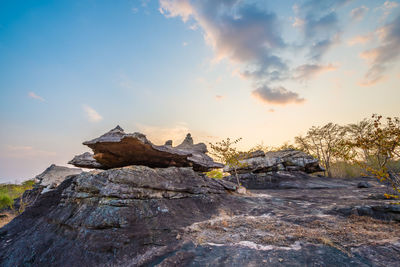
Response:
295,123,347,177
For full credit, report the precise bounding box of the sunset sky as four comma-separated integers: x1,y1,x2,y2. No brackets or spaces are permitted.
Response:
1,0,400,182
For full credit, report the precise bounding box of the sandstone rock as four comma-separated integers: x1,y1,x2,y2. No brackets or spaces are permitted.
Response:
12,165,83,211
69,126,223,171
224,171,348,190
68,152,104,169
1,168,400,266
224,149,324,174
35,164,82,191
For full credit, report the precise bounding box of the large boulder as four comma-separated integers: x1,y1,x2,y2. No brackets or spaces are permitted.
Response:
224,149,324,174
69,126,223,172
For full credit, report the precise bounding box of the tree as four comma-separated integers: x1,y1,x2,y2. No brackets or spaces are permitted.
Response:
349,114,400,199
345,119,374,162
209,138,249,187
295,123,348,177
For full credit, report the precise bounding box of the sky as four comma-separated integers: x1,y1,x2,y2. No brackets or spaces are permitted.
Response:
1,0,400,183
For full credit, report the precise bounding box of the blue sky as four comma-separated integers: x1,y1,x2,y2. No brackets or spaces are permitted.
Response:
1,0,400,182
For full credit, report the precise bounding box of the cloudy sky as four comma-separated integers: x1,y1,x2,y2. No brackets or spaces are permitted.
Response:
1,0,400,182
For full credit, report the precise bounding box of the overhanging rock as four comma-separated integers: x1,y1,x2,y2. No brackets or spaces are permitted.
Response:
69,126,223,172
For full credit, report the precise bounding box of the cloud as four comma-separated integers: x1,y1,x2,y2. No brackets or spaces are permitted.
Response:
252,86,305,105
347,34,373,46
182,41,188,46
360,14,400,86
159,0,303,105
294,0,349,60
215,95,224,100
28,92,45,102
350,6,369,21
268,108,275,113
83,105,103,122
294,63,337,81
376,1,399,20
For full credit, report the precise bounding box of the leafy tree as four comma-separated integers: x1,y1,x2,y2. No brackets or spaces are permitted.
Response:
295,123,348,177
209,138,249,187
349,114,400,199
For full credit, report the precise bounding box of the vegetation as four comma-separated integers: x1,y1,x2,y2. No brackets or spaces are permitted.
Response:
295,123,348,177
0,180,35,210
345,115,400,200
209,138,249,186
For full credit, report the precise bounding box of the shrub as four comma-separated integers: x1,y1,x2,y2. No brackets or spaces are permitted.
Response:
0,194,13,210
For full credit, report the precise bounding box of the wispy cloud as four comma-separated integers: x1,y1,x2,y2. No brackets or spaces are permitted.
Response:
360,14,400,86
182,41,188,46
294,64,337,81
347,34,373,46
83,105,103,122
28,91,45,102
376,1,399,20
350,6,369,21
215,95,224,101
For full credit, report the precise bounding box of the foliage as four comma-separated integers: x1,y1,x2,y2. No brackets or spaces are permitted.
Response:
347,114,400,200
295,123,348,177
209,138,249,186
329,161,365,178
205,169,225,179
0,180,35,210
0,195,13,210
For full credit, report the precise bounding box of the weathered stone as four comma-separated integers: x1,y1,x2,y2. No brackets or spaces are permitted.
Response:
69,126,223,171
12,165,83,211
224,171,349,190
224,149,324,174
68,152,104,169
358,181,372,188
35,164,82,191
1,168,400,266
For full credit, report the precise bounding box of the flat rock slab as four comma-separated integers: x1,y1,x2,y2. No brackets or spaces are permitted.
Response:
224,171,361,189
224,149,324,174
69,126,223,171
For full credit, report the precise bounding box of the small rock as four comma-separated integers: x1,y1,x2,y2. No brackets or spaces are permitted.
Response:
358,181,372,188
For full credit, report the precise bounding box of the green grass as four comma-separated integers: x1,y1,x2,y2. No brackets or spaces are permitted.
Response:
0,180,35,210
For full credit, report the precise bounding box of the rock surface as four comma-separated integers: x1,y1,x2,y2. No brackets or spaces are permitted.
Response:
12,164,83,211
1,167,400,266
224,171,351,189
224,149,324,174
35,164,83,192
69,126,223,172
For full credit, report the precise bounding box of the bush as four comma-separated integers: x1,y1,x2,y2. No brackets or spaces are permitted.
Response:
0,194,13,210
330,162,365,178
0,179,35,211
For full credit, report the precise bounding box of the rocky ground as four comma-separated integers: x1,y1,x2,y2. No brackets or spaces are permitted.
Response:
1,168,399,267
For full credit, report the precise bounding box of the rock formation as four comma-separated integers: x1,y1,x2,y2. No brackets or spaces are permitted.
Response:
13,164,83,211
224,149,324,174
35,164,83,193
1,168,400,266
69,126,223,171
2,127,400,266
